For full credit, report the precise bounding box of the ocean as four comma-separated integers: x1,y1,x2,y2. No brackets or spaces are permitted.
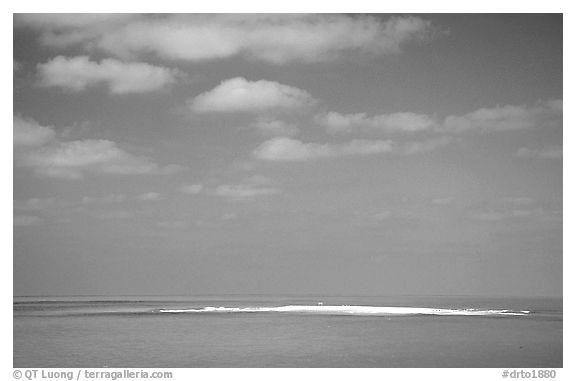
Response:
13,295,562,368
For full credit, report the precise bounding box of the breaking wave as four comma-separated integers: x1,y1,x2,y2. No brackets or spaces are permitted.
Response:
158,305,530,316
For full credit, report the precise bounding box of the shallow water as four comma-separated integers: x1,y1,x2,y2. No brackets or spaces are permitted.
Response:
13,295,562,368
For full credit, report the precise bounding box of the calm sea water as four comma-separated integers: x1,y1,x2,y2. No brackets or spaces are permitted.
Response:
13,295,562,368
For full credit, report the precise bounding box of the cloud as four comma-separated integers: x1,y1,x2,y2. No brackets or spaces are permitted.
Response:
401,137,452,154
14,116,181,180
443,100,562,133
252,137,450,161
14,14,138,50
37,56,179,94
81,193,162,204
315,111,437,134
14,116,56,147
221,212,237,221
190,77,314,113
17,14,436,64
212,175,280,200
469,196,558,223
14,215,42,227
14,198,57,212
157,220,188,229
15,14,135,30
26,140,129,167
503,197,534,206
253,117,299,137
316,100,562,136
91,210,133,220
243,175,275,186
510,208,550,219
241,99,560,164
179,184,204,194
21,139,177,179
254,138,331,161
81,194,127,205
137,192,162,201
432,197,453,206
253,138,388,161
214,184,281,200
351,210,394,227
470,207,552,222
517,146,562,160
470,211,507,222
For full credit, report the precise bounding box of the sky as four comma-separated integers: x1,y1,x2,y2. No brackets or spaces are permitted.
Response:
13,14,562,297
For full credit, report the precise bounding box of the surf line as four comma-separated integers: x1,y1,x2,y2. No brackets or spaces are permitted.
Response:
158,305,530,316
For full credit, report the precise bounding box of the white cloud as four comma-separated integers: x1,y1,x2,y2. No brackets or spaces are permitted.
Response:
17,14,436,64
253,137,395,161
157,220,188,229
253,117,299,137
91,210,133,220
316,100,562,136
315,112,366,133
179,184,204,195
14,198,57,211
14,116,56,147
14,215,42,227
31,167,85,180
38,56,179,94
26,140,128,168
210,175,280,200
469,196,558,223
190,77,314,113
352,210,394,227
23,140,158,177
16,14,135,30
81,194,127,205
511,209,545,218
214,184,281,200
315,111,437,134
432,198,453,206
504,197,534,206
470,207,552,222
401,137,452,155
517,146,562,160
15,14,138,49
19,138,177,179
221,212,237,221
470,211,506,222
252,137,449,162
14,116,181,180
443,100,561,133
254,138,332,161
137,192,162,201
243,175,275,186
